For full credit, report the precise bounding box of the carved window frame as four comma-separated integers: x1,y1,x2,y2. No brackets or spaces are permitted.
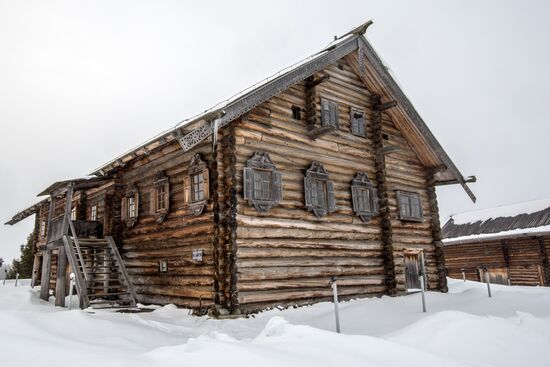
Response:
396,190,423,222
350,107,366,137
351,172,378,223
321,99,339,129
243,152,283,213
121,184,139,228
40,220,46,238
152,171,169,223
183,153,210,216
304,162,336,219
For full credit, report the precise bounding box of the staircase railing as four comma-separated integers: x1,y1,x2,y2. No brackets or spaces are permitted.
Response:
62,236,90,309
105,236,137,305
66,214,89,283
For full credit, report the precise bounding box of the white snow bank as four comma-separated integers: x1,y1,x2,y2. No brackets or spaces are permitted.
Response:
449,197,550,225
0,278,549,367
443,224,550,244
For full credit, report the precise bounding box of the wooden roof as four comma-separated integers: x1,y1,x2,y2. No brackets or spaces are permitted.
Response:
442,198,550,240
5,198,48,225
87,22,475,201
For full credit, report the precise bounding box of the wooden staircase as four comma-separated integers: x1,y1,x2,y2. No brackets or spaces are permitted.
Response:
62,234,137,309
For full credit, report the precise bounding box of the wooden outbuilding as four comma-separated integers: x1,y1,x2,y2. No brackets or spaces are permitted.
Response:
5,21,475,314
442,199,550,286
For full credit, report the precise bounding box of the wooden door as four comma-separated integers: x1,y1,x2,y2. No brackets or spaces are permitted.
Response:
405,254,421,290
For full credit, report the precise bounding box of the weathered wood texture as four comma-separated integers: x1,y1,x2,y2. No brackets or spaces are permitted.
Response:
115,140,215,309
231,56,443,312
444,236,550,286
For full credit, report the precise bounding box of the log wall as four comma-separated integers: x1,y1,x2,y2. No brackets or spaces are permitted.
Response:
231,58,442,312
444,235,550,286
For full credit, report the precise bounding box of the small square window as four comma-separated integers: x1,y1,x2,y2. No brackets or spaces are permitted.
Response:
191,173,205,203
70,207,77,221
397,191,423,222
40,220,46,237
291,105,302,120
156,185,167,211
159,260,168,273
128,196,136,218
321,99,339,129
350,108,366,137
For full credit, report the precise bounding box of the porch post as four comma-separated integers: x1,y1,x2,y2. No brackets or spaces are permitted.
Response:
39,249,52,301
55,246,68,307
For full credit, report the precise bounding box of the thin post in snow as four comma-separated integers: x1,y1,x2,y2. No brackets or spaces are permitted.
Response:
483,268,492,298
3,270,6,285
15,273,19,287
461,268,466,282
67,273,75,310
330,276,341,333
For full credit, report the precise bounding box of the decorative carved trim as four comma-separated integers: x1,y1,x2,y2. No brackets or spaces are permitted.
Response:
351,172,378,223
243,152,283,212
122,184,139,228
304,162,335,219
185,153,209,216
153,171,169,224
179,124,212,151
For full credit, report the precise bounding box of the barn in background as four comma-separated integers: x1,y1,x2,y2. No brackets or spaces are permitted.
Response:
442,199,550,286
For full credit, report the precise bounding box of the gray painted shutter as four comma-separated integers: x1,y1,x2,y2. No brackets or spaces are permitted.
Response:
273,171,283,204
371,188,379,213
351,185,359,213
243,167,254,200
304,176,312,207
327,181,336,212
330,101,339,128
183,176,190,205
411,195,421,219
321,99,331,127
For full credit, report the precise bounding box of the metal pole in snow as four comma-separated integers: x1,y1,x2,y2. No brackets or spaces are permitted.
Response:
68,273,75,310
15,273,19,287
461,268,466,282
419,272,427,313
484,268,492,298
2,270,6,285
330,276,341,333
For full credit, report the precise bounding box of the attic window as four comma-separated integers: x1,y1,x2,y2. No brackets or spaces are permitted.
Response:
397,191,423,222
304,162,336,219
351,173,378,222
243,152,283,212
382,133,389,141
321,99,339,129
70,206,77,221
291,106,302,120
350,108,366,137
183,154,209,216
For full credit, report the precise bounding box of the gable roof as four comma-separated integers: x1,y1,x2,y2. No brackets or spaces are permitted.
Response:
5,198,48,225
82,21,469,202
442,198,550,244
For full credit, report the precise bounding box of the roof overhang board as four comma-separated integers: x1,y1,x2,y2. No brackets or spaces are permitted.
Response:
177,36,360,152
5,198,48,225
352,36,475,202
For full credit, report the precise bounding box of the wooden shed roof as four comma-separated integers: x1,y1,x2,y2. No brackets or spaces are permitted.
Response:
5,198,48,225
88,21,475,202
442,198,550,243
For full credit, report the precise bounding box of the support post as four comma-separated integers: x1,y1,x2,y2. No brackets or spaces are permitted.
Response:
15,273,19,287
371,94,397,295
55,246,68,307
461,268,466,282
40,249,52,301
68,273,75,310
419,273,427,313
330,277,341,333
484,268,492,298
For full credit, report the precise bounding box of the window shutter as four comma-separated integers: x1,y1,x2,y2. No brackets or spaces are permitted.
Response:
134,192,140,218
304,176,312,207
371,188,379,213
411,196,421,219
121,197,127,221
150,188,157,212
183,176,190,205
243,167,254,200
164,182,170,212
273,171,283,204
351,114,359,135
327,181,336,212
330,101,339,128
202,168,210,200
351,185,359,213
321,99,331,127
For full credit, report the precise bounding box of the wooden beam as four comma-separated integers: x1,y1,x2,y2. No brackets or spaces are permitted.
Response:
39,249,52,301
307,74,330,88
538,237,550,286
379,100,397,111
54,246,68,307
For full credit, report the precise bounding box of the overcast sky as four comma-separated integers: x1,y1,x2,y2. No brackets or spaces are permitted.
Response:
1,0,548,262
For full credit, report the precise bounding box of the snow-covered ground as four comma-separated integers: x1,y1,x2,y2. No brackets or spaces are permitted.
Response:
1,279,549,367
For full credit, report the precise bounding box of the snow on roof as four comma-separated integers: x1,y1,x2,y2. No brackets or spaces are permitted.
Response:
449,198,550,225
443,224,550,245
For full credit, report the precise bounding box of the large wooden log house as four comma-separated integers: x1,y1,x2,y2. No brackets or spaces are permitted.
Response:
443,199,550,286
5,21,475,314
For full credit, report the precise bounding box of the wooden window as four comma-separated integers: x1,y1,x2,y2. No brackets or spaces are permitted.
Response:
40,220,46,238
70,206,77,220
350,108,366,137
152,171,169,223
397,191,423,222
304,162,335,219
321,99,339,129
243,152,283,212
183,154,210,216
291,105,302,120
90,205,98,221
351,172,378,222
121,184,139,228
